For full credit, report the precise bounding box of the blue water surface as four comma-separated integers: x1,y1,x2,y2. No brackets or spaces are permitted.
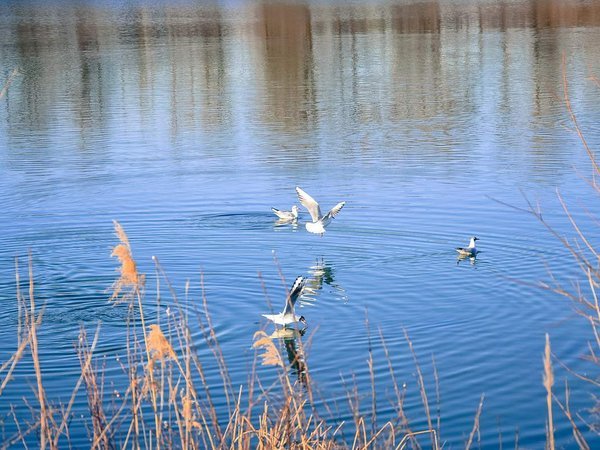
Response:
1,1,600,447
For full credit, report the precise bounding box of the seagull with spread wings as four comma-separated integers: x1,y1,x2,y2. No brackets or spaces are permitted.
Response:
295,187,345,235
262,276,307,327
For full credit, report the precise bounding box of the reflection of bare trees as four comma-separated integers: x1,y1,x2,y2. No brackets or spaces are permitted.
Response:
74,7,105,134
163,7,229,133
391,2,441,34
2,0,600,157
252,4,316,133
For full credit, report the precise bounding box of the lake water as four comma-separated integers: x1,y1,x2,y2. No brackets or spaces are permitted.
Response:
1,0,600,447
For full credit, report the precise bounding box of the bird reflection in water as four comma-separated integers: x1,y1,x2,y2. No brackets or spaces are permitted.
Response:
303,257,348,304
272,205,299,230
270,327,308,384
456,253,477,267
253,327,308,385
273,217,299,230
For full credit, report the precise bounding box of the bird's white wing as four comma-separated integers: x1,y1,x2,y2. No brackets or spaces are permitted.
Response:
323,201,345,222
296,187,321,223
271,207,287,219
282,276,305,315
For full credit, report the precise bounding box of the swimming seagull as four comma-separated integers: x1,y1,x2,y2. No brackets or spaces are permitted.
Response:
295,187,345,235
456,236,479,257
271,205,299,221
262,276,307,327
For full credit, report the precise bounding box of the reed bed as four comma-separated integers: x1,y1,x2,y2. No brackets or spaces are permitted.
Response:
527,59,600,449
3,180,600,448
0,220,471,449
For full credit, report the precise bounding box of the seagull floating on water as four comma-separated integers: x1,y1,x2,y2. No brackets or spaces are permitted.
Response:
456,236,479,257
271,205,299,221
296,187,345,235
262,276,306,327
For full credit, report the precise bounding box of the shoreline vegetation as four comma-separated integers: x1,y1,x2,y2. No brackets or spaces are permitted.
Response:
2,220,454,449
0,48,598,449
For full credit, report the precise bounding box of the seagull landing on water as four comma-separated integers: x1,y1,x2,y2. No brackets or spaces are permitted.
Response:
456,236,479,257
271,205,299,221
295,187,345,235
262,276,307,327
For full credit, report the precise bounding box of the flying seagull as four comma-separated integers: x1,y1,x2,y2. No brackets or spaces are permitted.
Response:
262,276,307,327
271,205,299,221
295,187,345,235
456,236,479,257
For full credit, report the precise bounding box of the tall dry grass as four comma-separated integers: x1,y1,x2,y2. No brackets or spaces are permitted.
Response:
0,221,461,449
517,57,600,449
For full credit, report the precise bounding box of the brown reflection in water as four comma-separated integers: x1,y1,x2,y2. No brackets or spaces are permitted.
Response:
532,0,600,28
12,8,73,132
391,1,441,34
449,0,600,31
130,8,155,121
478,0,600,30
389,3,444,122
3,0,600,148
162,7,230,135
73,7,106,136
255,3,316,133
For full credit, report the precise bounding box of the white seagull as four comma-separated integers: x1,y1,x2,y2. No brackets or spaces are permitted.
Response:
295,187,345,235
271,205,299,221
456,236,479,257
262,276,307,327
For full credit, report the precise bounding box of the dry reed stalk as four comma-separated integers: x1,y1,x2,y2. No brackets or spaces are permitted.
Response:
465,394,484,450
151,259,218,445
0,67,19,100
0,261,31,395
364,311,377,439
144,324,173,446
90,387,131,449
431,355,441,440
552,382,590,450
561,54,598,177
154,259,224,444
378,329,411,435
543,334,555,450
183,309,193,450
25,255,53,450
74,326,113,450
111,220,161,447
1,409,40,450
396,429,439,450
198,271,233,429
339,372,361,446
404,329,434,449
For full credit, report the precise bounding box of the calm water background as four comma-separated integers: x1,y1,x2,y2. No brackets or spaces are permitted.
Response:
1,0,600,447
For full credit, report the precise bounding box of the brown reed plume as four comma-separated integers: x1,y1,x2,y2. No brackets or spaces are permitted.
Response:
252,331,284,367
110,220,144,301
147,324,177,372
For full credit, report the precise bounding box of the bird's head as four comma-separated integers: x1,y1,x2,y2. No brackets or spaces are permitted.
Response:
299,316,307,325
